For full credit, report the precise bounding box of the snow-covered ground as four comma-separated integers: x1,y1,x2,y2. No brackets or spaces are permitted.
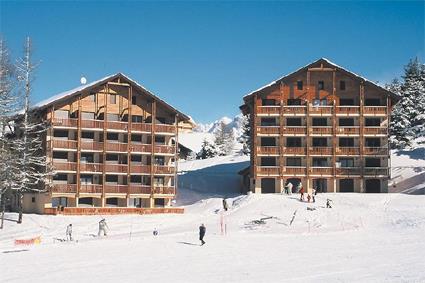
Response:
1,193,425,283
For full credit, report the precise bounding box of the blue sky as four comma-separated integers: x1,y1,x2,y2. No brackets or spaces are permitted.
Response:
1,1,424,123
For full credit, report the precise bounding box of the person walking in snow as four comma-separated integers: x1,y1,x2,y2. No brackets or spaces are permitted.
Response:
98,219,109,236
312,189,316,203
326,199,332,208
307,194,311,203
222,198,228,211
153,228,158,236
66,224,73,241
285,181,293,195
298,182,304,201
199,224,206,246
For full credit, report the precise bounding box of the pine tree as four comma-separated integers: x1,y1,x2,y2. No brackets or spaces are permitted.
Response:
239,114,251,155
197,139,218,159
214,121,234,156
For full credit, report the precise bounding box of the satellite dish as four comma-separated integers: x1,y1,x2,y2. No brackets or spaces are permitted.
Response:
80,77,87,85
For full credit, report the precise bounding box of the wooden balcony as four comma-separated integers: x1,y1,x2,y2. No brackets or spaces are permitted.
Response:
105,142,128,152
155,124,175,134
80,140,104,151
310,127,333,135
153,186,175,195
336,106,360,115
283,166,306,175
364,147,388,155
257,166,280,175
53,161,77,171
336,167,361,176
154,145,176,154
128,185,151,194
154,165,176,175
131,123,152,132
364,167,389,176
364,127,387,135
130,144,152,152
309,147,333,155
51,139,77,150
52,118,78,128
257,126,279,135
129,164,151,174
104,185,128,194
257,106,280,115
108,121,128,131
309,167,333,175
104,164,128,173
309,106,333,115
80,163,103,172
257,146,279,155
80,119,104,129
336,147,360,155
51,184,77,194
336,127,360,135
283,126,307,135
364,106,387,115
282,106,306,115
79,184,103,194
283,147,306,155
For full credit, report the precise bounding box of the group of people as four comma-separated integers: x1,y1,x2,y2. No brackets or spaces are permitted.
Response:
65,218,109,241
283,181,318,203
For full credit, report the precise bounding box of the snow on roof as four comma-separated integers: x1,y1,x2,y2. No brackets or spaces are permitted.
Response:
178,132,214,153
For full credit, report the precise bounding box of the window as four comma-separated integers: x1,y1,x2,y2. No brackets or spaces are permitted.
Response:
365,118,381,127
82,112,95,120
312,99,327,106
339,138,354,147
262,99,276,106
107,114,119,121
132,96,137,105
287,99,302,105
131,155,142,162
80,174,93,184
261,118,277,126
287,137,301,147
87,93,96,102
312,118,327,126
339,99,354,106
110,94,117,104
312,138,327,147
32,197,35,203
312,158,328,167
132,115,143,123
131,134,142,143
130,175,142,183
261,157,276,166
297,80,303,90
53,174,68,181
339,158,354,167
365,99,381,106
365,158,380,167
155,136,165,144
81,153,94,163
106,154,119,161
261,137,276,146
339,118,354,126
340,81,346,90
107,133,119,141
54,110,69,119
81,131,94,139
287,118,302,126
318,81,324,90
53,130,68,138
53,151,68,160
106,175,118,183
365,138,380,147
286,157,301,166
154,177,165,186
154,156,165,166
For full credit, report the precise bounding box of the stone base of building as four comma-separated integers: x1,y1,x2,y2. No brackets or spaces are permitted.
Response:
44,207,184,215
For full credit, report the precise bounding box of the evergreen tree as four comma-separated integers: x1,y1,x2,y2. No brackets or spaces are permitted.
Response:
214,121,234,155
197,139,218,159
239,114,251,155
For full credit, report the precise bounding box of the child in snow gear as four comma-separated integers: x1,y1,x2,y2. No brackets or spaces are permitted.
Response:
312,189,316,203
66,224,73,241
285,181,293,195
326,199,332,208
153,228,158,236
199,224,206,245
222,198,228,211
307,194,311,203
98,219,109,236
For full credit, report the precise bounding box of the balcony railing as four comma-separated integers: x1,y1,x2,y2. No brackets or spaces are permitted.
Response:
257,166,280,175
282,106,306,115
79,184,103,194
128,185,152,194
309,147,332,155
283,147,306,155
130,144,152,152
105,142,128,152
154,165,176,175
153,186,175,195
53,161,77,171
336,167,361,175
52,118,78,128
154,145,175,154
336,106,360,115
364,127,387,135
80,141,104,151
364,147,388,155
283,166,306,175
129,164,151,174
364,167,389,176
257,146,279,155
310,127,333,135
336,147,360,155
104,164,128,173
364,106,387,115
257,106,280,115
131,123,152,132
309,106,333,115
336,127,360,135
104,185,128,194
80,163,103,172
51,184,77,193
51,139,77,150
108,121,128,131
257,126,279,135
155,124,175,133
309,167,333,175
283,127,307,135
80,119,104,129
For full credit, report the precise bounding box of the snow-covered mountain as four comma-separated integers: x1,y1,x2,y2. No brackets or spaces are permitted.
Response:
194,114,246,138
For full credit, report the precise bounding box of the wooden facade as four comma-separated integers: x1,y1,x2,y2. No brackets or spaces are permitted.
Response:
240,58,400,194
25,73,189,214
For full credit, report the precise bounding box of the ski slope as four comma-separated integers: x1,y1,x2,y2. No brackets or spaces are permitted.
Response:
1,193,425,283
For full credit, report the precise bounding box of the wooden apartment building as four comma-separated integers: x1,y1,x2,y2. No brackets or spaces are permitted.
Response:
240,58,400,194
21,73,189,214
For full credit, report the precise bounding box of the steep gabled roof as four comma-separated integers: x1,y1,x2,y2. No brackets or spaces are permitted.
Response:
243,58,401,103
32,73,190,121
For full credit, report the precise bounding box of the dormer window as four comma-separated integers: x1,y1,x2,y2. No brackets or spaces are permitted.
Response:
318,81,324,90
297,80,303,90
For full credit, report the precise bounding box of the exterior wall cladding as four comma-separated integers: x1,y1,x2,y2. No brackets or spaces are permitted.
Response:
22,73,189,214
240,58,400,195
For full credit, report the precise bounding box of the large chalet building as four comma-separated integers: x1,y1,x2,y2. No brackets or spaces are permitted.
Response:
240,58,400,194
21,73,189,214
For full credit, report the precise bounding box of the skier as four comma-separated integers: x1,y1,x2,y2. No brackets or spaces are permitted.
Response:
298,182,304,201
199,223,206,246
326,199,332,208
312,189,316,203
98,219,109,236
222,198,228,211
307,194,311,203
66,224,73,241
153,228,158,236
